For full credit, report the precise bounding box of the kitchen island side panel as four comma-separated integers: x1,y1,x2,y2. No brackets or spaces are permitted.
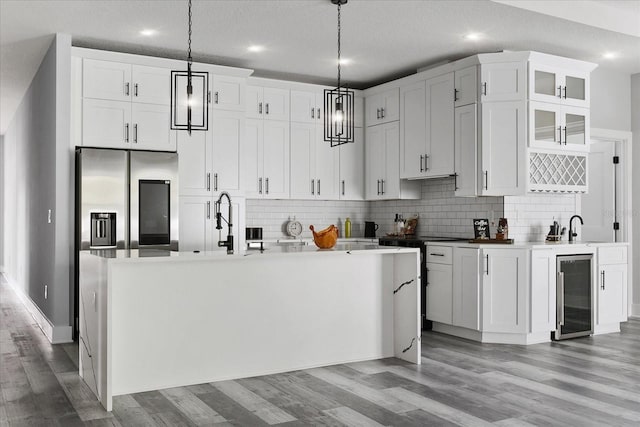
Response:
105,250,419,405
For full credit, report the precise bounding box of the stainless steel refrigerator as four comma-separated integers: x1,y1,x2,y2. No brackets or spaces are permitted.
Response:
76,148,179,251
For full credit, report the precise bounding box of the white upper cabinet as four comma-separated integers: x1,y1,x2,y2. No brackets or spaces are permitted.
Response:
211,110,244,193
366,88,400,126
454,104,477,197
246,86,290,121
241,119,290,199
529,101,589,152
211,75,246,112
480,101,527,196
290,90,322,124
131,103,175,151
454,66,477,107
529,63,589,108
82,99,132,149
480,62,527,102
177,129,212,196
131,65,170,105
400,73,454,179
339,127,364,200
83,59,132,102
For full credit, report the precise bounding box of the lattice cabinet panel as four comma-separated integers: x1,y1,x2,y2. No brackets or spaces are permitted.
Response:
528,150,588,193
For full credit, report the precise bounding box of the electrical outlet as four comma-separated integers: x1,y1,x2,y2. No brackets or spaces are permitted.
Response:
44,284,48,299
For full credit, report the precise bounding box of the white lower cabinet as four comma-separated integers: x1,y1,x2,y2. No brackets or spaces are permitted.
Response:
426,245,453,325
597,246,628,326
530,249,556,333
179,196,245,253
452,248,480,330
481,248,528,333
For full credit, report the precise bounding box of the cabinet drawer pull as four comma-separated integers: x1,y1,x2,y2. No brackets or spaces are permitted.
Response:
429,253,445,257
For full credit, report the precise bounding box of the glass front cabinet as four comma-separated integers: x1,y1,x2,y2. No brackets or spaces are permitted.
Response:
529,63,589,108
529,101,589,152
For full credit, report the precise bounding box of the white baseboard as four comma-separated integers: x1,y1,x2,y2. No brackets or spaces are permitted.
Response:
6,277,73,344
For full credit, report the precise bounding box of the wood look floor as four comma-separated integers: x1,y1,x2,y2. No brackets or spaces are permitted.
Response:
2,277,640,427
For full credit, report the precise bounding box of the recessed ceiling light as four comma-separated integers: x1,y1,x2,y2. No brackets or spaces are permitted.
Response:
247,45,264,53
602,52,618,59
139,29,157,37
464,33,483,41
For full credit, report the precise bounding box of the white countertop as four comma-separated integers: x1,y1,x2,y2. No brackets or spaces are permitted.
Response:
82,244,419,263
424,240,628,249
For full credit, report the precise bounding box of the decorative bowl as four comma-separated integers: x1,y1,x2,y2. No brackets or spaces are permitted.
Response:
309,224,338,249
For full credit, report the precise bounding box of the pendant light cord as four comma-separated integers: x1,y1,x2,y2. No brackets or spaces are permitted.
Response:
337,2,341,91
187,0,193,66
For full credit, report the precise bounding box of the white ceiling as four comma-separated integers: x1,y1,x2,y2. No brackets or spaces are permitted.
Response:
1,0,639,135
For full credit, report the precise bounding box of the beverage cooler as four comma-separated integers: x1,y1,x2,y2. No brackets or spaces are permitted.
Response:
555,254,593,340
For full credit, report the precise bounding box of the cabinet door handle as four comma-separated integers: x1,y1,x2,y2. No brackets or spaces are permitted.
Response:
341,180,345,196
258,102,263,114
381,107,385,119
377,179,381,195
557,85,563,98
125,82,130,96
214,91,219,104
258,177,262,194
317,179,321,195
311,108,315,119
482,82,487,96
124,123,129,142
485,254,489,275
265,177,269,194
420,155,424,173
207,201,211,219
133,123,138,143
207,173,211,191
317,108,321,119
558,126,563,144
484,171,488,190
452,173,459,191
601,270,605,290
562,86,567,99
311,179,315,195
265,103,269,115
134,83,138,97
563,126,567,145
425,154,429,171
454,88,459,102
214,173,218,191
207,91,211,104
381,179,385,195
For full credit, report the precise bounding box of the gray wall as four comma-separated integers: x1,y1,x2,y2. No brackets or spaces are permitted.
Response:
590,67,632,131
0,135,3,272
2,34,73,339
632,73,640,316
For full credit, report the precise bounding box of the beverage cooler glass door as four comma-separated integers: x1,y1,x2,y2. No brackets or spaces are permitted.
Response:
555,254,593,340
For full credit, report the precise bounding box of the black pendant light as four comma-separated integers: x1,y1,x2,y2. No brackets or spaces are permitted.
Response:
171,0,208,134
324,0,354,147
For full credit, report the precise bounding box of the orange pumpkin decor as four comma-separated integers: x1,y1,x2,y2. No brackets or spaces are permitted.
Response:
309,224,338,249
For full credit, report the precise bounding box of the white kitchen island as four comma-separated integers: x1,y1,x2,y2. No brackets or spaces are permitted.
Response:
79,244,421,410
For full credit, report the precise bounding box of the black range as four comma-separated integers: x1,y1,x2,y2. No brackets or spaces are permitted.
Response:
378,235,468,330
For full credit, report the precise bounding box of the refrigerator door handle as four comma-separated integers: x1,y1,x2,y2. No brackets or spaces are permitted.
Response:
557,271,565,327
